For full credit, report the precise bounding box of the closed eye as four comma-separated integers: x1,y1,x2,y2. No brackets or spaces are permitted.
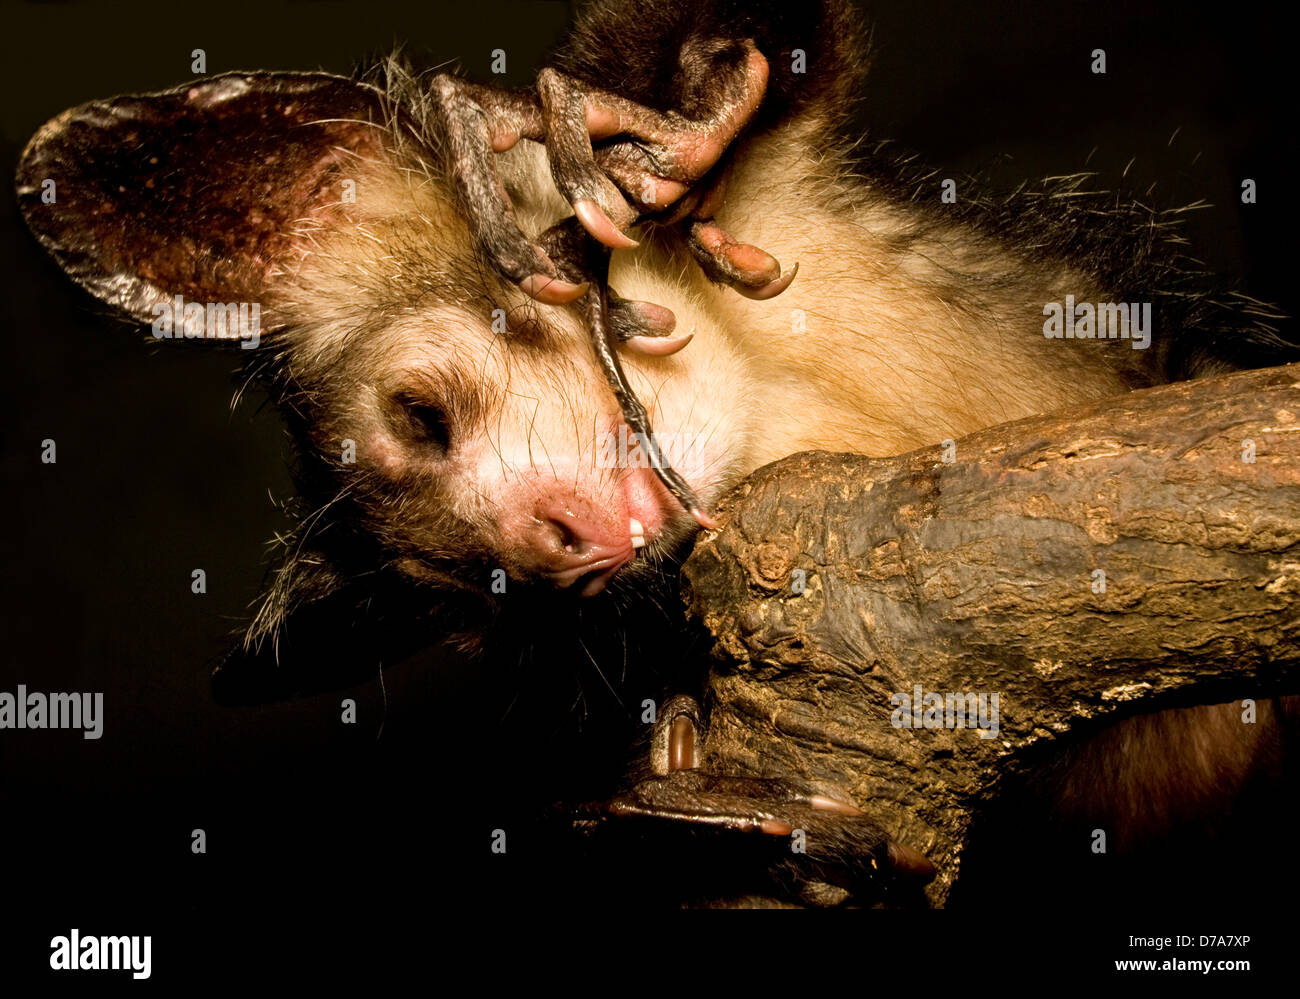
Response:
392,394,451,455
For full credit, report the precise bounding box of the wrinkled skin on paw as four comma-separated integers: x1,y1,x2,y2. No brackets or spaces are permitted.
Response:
574,772,936,908
425,42,799,520
570,696,935,907
427,37,797,324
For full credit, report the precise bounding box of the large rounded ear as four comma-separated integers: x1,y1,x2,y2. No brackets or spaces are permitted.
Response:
15,72,390,343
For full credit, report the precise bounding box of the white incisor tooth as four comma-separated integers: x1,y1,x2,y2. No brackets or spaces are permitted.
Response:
629,517,646,549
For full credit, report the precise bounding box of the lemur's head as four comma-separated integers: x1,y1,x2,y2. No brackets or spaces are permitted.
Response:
17,71,759,648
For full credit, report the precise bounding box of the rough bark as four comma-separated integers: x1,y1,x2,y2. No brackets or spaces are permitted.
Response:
681,362,1300,905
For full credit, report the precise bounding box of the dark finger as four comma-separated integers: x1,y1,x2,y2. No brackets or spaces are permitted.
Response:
608,291,678,341
537,68,639,248
430,74,585,303
454,80,545,151
686,219,799,299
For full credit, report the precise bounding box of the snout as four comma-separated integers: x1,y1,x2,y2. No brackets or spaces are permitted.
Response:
521,503,636,597
494,457,698,596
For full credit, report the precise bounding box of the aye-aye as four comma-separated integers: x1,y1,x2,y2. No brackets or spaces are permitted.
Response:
15,0,1297,897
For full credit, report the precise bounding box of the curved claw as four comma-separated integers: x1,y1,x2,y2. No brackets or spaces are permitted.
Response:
734,261,799,301
685,219,796,300
810,794,867,817
574,199,639,249
609,297,677,340
517,274,590,304
690,508,720,530
624,332,693,356
537,68,642,248
886,841,938,879
690,221,780,283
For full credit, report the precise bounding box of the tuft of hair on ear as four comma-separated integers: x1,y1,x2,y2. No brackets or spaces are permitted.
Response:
355,51,456,184
216,536,492,705
243,536,348,663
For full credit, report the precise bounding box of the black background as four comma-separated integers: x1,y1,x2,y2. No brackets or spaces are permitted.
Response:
0,0,1292,981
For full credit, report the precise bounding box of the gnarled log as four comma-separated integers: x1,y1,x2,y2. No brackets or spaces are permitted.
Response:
681,362,1300,905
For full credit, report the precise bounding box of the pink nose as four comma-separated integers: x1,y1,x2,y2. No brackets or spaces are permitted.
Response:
523,503,633,596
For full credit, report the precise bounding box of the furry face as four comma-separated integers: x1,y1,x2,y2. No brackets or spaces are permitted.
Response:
251,138,758,601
